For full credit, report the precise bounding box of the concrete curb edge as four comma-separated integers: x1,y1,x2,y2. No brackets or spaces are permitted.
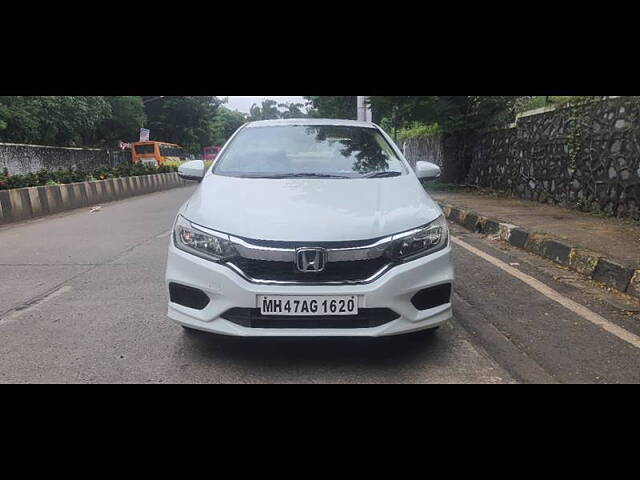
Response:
0,172,188,226
439,202,640,300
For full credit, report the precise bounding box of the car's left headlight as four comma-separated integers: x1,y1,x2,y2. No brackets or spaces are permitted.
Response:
386,215,449,261
173,215,238,262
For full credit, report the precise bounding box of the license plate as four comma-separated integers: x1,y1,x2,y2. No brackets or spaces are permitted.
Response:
258,295,358,316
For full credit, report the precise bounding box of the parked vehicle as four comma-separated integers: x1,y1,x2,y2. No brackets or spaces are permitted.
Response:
165,119,453,337
203,145,222,162
131,141,186,167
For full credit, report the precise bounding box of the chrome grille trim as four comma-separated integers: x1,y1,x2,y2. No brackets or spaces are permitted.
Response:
227,232,395,262
191,221,428,263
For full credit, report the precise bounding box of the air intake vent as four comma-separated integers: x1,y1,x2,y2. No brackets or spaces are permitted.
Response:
222,308,399,329
169,283,210,310
411,283,452,311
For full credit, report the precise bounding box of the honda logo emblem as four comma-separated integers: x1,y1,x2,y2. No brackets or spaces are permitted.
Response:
296,248,327,273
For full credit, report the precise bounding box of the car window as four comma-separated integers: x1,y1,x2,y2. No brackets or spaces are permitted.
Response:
213,125,406,178
135,144,155,155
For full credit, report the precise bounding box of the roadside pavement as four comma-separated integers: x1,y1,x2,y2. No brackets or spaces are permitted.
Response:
429,188,640,300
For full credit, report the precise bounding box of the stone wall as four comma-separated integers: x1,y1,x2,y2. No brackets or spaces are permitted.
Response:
465,97,640,220
401,133,443,171
0,142,114,175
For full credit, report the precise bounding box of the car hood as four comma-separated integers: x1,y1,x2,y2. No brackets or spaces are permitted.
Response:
182,174,442,242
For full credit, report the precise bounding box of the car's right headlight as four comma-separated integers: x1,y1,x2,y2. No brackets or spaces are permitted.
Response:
385,215,449,261
173,215,238,262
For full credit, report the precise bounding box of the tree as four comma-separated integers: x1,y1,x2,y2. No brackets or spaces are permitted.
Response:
261,100,280,120
248,103,263,121
144,96,223,153
0,102,9,133
0,96,39,143
367,97,439,140
0,95,235,153
0,96,112,147
368,96,527,182
247,99,281,121
369,96,524,133
210,107,246,145
278,102,306,119
304,96,357,119
97,96,146,146
39,96,112,146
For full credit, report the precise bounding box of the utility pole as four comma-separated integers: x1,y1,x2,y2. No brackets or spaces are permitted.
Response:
357,96,372,122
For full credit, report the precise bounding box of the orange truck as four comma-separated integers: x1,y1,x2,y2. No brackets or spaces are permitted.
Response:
131,141,186,166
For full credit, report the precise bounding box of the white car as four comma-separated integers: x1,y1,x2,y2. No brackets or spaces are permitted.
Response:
165,119,453,337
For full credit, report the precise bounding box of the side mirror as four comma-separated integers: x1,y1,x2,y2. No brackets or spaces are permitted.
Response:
178,160,205,182
415,161,441,181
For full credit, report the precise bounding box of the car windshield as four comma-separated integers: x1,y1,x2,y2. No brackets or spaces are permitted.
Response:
213,125,406,178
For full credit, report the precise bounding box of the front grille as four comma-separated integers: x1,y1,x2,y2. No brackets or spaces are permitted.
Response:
223,307,400,329
228,257,392,283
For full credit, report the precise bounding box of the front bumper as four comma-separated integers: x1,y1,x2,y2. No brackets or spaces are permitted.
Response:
165,242,454,337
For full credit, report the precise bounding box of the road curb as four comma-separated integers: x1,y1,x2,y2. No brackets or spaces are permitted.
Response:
0,172,188,226
440,202,640,301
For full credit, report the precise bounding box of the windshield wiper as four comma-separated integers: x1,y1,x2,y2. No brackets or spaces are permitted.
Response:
257,173,350,179
364,171,402,178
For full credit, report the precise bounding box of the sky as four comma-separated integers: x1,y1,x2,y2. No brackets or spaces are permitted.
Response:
223,96,307,113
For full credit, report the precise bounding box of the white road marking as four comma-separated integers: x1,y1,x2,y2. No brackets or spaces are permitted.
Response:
451,235,640,349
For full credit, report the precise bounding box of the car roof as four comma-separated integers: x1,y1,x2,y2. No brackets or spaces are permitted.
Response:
243,118,378,129
132,141,182,147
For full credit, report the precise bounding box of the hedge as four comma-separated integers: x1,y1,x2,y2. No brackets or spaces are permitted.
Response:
0,163,178,191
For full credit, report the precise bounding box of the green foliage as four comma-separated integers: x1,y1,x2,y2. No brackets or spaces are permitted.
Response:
0,103,8,132
514,96,614,114
0,168,10,189
209,107,246,145
0,163,178,191
278,102,306,119
303,96,357,119
0,96,112,146
0,96,253,156
367,96,526,183
246,100,309,122
368,96,438,131
397,122,441,141
563,97,608,173
515,96,548,111
0,96,144,147
97,96,147,146
144,96,224,154
369,96,524,134
247,99,279,121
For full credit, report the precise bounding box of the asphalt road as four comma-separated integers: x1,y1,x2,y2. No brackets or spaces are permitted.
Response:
1,185,639,383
